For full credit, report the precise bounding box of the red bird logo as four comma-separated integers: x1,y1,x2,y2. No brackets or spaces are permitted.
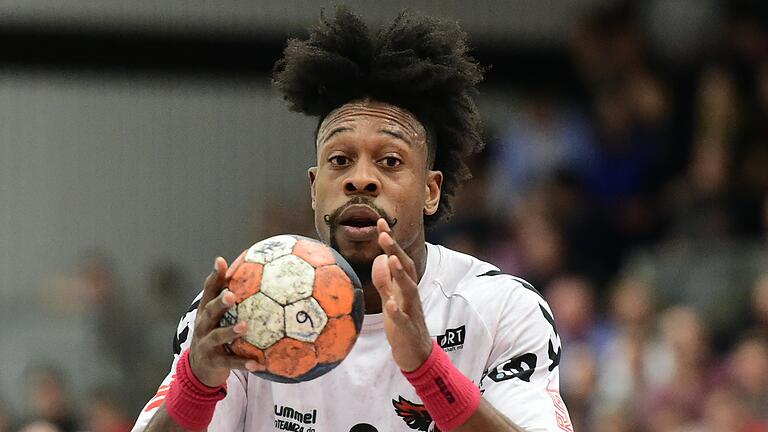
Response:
392,396,442,432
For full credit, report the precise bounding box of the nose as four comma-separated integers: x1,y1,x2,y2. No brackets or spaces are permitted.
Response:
344,162,380,196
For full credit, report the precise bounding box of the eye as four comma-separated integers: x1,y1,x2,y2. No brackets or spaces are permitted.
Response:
380,156,402,168
329,155,350,166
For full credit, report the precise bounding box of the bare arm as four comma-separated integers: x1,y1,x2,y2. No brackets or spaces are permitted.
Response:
451,399,527,432
145,405,200,432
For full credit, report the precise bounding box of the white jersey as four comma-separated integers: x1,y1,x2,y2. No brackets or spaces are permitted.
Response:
132,243,573,432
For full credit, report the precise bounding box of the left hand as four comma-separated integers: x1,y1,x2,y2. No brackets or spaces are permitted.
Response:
371,218,434,372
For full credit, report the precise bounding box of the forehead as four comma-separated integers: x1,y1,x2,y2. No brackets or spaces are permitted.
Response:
316,101,427,147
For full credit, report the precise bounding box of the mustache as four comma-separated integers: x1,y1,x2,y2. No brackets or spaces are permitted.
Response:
323,196,398,228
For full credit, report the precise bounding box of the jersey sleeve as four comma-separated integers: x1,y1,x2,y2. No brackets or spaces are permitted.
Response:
479,279,574,432
131,291,248,432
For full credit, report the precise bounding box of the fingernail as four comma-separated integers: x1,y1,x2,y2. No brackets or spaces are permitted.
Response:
245,361,257,371
235,321,247,334
383,234,394,247
222,291,234,306
394,257,403,271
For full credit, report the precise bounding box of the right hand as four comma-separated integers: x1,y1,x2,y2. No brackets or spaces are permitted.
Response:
188,257,260,387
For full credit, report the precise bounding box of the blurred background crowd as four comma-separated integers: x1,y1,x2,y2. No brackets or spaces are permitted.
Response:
1,1,767,431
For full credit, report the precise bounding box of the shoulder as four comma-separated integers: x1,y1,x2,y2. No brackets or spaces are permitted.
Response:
427,243,543,306
426,243,551,339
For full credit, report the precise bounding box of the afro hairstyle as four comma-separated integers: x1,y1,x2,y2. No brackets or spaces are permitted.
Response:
273,6,485,226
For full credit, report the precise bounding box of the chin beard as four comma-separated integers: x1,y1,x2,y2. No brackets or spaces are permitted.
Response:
329,236,373,287
348,259,373,288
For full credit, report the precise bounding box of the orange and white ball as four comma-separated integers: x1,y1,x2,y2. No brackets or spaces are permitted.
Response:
220,235,364,383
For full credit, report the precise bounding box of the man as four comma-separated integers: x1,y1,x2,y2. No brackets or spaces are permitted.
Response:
133,8,572,432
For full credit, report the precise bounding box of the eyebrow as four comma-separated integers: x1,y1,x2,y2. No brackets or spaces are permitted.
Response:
379,128,413,147
320,126,413,147
321,126,353,144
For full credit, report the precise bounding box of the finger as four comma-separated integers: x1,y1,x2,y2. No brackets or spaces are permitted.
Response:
383,295,411,325
389,255,420,312
377,217,392,234
371,254,393,301
197,288,237,333
198,257,230,313
201,321,248,347
376,219,417,279
225,250,247,280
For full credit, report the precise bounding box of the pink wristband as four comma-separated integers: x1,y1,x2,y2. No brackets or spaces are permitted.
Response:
166,349,227,430
402,339,482,430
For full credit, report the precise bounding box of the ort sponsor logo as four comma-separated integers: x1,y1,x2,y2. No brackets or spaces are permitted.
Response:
436,325,465,352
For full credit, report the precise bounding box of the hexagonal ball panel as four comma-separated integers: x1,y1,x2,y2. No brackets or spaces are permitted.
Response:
245,235,297,264
238,292,285,349
292,238,336,267
315,315,358,364
228,262,263,302
260,255,315,305
265,338,318,379
284,297,328,342
313,265,354,318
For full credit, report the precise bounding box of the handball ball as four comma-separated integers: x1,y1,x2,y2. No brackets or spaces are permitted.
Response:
220,235,364,383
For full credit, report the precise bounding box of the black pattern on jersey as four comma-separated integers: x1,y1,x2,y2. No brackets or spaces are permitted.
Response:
349,424,379,432
392,396,441,432
475,270,544,300
539,304,559,337
548,339,561,371
485,353,537,383
172,326,189,356
172,299,199,355
185,299,201,314
538,304,561,371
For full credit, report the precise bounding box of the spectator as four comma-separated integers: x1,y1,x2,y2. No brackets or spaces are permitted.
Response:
644,306,717,428
0,400,13,432
595,277,673,424
728,333,768,420
85,387,133,432
545,274,612,355
486,95,593,214
694,386,768,432
74,250,143,409
751,274,768,333
22,365,79,432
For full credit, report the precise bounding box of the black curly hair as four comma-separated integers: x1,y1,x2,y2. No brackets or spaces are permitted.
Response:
273,6,485,226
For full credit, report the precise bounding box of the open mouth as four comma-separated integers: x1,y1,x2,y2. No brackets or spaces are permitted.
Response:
336,205,380,240
341,217,377,228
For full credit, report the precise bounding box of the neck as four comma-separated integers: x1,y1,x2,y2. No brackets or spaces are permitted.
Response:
363,234,427,314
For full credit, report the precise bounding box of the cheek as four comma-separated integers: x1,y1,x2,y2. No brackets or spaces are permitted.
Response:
311,179,329,230
314,213,330,243
387,181,424,235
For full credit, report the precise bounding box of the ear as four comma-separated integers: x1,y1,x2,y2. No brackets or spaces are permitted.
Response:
308,166,318,210
424,170,443,216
